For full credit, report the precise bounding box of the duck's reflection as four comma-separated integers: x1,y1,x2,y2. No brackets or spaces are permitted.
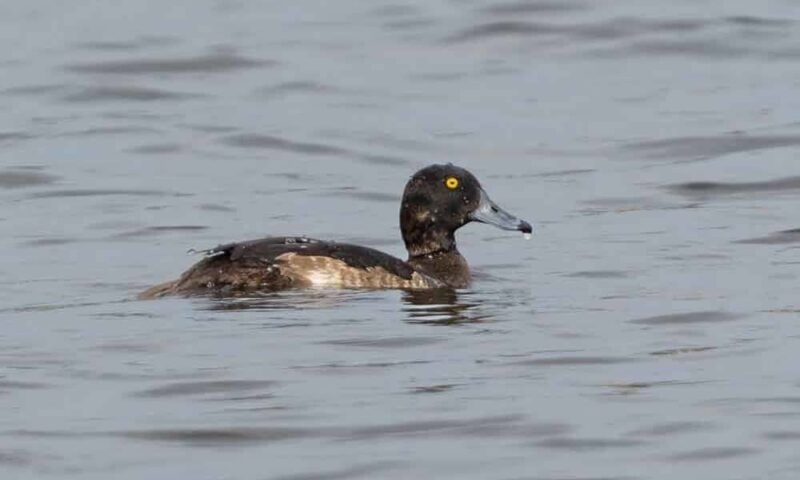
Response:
199,288,495,325
201,289,362,311
401,288,490,325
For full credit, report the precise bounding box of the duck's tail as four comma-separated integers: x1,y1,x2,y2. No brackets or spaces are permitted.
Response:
137,280,179,300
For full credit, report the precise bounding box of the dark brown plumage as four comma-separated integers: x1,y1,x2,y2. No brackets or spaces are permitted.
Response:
139,164,531,299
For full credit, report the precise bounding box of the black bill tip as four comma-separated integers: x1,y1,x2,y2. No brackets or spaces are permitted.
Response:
469,189,533,235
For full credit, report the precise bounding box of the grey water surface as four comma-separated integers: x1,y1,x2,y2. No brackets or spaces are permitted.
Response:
2,1,800,479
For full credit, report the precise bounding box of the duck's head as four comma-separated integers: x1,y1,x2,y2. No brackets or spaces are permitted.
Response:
400,164,532,257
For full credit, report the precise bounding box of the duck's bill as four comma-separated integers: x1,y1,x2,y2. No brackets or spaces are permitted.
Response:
469,189,533,234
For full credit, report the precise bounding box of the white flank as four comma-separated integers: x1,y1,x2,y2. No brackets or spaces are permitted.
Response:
306,269,339,286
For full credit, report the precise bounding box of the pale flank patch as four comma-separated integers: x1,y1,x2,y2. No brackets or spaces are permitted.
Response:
305,269,339,287
275,252,437,289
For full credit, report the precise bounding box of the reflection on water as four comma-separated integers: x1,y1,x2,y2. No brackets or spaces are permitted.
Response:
401,289,489,325
203,288,496,325
203,289,381,312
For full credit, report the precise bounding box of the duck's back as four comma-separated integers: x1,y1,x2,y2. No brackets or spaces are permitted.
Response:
138,236,441,298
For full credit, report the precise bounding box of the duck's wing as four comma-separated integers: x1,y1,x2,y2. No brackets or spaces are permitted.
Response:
139,236,442,298
198,236,326,261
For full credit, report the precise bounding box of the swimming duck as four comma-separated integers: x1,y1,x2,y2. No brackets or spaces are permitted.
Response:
138,164,531,298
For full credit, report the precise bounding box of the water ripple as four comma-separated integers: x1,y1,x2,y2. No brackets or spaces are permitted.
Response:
625,134,800,161
665,446,759,462
667,176,800,198
479,1,588,16
736,228,800,245
220,133,348,156
535,436,646,451
0,169,59,189
60,85,204,103
64,52,273,75
630,311,742,325
514,356,634,366
132,380,277,398
319,336,444,348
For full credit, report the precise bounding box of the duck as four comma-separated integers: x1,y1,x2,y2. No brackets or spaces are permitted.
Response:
138,164,532,298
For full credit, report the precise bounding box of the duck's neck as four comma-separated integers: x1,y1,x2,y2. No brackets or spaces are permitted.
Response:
408,248,470,288
401,215,470,287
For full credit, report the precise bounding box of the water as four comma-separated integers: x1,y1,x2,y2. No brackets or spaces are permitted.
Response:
2,1,800,478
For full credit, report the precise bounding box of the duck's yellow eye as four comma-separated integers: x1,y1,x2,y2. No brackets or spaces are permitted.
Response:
445,177,459,190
